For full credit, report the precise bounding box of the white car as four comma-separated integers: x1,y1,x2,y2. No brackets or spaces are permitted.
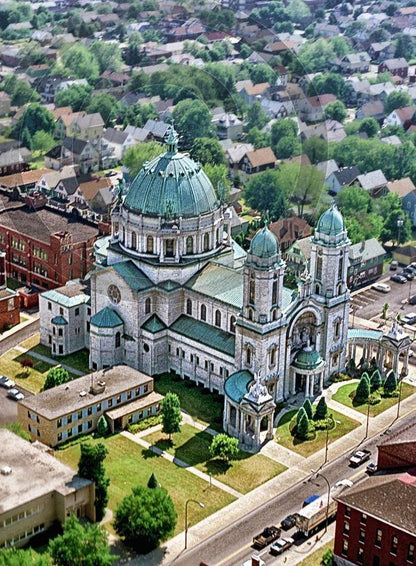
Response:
371,283,391,293
334,479,353,489
7,388,24,401
0,376,15,389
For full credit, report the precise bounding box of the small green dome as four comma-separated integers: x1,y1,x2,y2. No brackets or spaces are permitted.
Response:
249,226,280,259
316,202,345,237
123,128,219,219
293,347,323,370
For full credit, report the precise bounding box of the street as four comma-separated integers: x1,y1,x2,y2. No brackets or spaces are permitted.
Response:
173,411,415,566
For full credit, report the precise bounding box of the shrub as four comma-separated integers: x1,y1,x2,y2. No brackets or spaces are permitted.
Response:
355,374,370,404
368,392,381,405
346,358,357,378
126,416,162,433
303,398,313,419
383,371,397,395
313,417,333,431
296,407,307,427
321,548,334,566
210,433,239,462
370,369,382,391
96,415,109,438
314,397,328,420
296,412,310,440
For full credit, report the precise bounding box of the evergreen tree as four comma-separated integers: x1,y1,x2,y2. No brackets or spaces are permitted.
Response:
297,412,309,439
96,415,109,438
303,398,313,420
78,443,110,521
347,358,357,377
384,371,397,395
370,370,382,391
315,397,328,420
355,374,370,404
296,406,307,427
147,472,160,489
161,392,181,440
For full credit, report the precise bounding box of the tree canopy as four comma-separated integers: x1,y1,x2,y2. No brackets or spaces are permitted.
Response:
161,392,181,440
385,91,413,115
123,142,164,178
54,83,93,111
43,367,71,391
78,443,110,522
190,137,225,166
12,103,55,141
244,169,289,220
61,44,100,81
172,99,214,147
0,549,49,566
210,433,239,462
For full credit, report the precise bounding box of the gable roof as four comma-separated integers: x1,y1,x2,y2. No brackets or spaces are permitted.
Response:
394,106,415,122
387,177,416,198
103,128,130,145
332,166,360,187
357,170,387,190
306,94,337,108
186,263,243,308
72,113,104,130
78,178,113,202
141,314,167,333
245,147,276,168
112,261,153,292
170,314,235,357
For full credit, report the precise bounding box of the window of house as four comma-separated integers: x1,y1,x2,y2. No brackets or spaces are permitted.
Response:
230,316,236,333
408,543,415,563
57,418,62,428
375,528,382,547
391,536,398,555
342,540,348,556
357,547,364,564
316,256,323,281
165,239,174,257
200,304,207,321
115,332,121,348
59,307,64,315
343,521,350,536
117,395,121,404
215,309,221,328
58,345,63,354
186,298,192,315
345,506,351,518
131,231,137,249
145,297,151,314
75,307,79,316
78,410,82,419
338,256,343,280
270,347,276,366
272,276,278,305
203,233,209,252
248,308,253,321
48,302,52,311
249,279,255,305
361,514,367,526
359,529,365,543
246,348,251,365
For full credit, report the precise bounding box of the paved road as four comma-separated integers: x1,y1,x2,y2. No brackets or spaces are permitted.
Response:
0,318,39,357
174,412,414,566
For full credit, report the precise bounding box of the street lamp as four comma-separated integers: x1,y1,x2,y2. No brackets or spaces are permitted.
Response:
397,217,404,247
311,469,331,535
324,413,333,465
396,377,403,420
365,402,370,439
185,499,204,549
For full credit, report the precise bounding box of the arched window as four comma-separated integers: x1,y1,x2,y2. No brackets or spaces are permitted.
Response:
131,231,137,249
338,256,343,280
186,298,192,315
215,309,221,327
145,297,151,314
248,308,253,321
249,279,255,305
337,283,342,295
115,332,121,348
203,233,209,252
316,256,323,281
200,304,207,321
186,236,193,254
229,315,236,333
272,308,278,321
315,284,320,295
270,347,276,366
272,275,278,305
147,236,154,254
335,320,341,338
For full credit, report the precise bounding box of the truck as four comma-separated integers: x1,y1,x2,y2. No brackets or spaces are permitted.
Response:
349,449,371,467
295,494,338,537
252,526,281,549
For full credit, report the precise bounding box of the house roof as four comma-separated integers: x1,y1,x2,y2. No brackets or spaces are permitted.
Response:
141,314,167,333
62,137,88,155
394,106,415,123
357,170,387,190
0,168,54,188
103,128,130,145
306,94,337,108
112,260,153,292
91,306,123,328
380,135,402,146
269,215,311,245
348,238,386,262
242,82,270,96
42,280,90,308
143,119,170,138
78,178,113,202
245,147,276,168
387,177,416,198
227,143,254,164
384,57,409,69
170,314,235,357
332,166,360,187
72,112,104,130
316,159,339,178
358,100,385,118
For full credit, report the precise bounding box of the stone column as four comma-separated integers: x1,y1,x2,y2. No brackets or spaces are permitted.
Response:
267,413,273,439
254,416,261,445
291,370,296,396
393,351,399,376
305,374,310,397
315,330,321,352
310,375,315,397
319,371,324,392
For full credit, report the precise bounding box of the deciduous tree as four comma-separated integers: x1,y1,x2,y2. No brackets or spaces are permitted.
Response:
190,137,225,166
172,99,213,147
210,433,239,462
161,392,181,440
43,367,70,390
123,142,163,178
78,443,110,521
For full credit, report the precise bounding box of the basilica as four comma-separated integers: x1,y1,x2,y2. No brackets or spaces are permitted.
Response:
40,127,355,450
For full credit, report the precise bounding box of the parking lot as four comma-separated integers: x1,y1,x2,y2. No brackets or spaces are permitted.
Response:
0,384,32,425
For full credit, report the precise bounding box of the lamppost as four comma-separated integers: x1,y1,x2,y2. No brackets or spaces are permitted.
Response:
365,402,370,438
324,413,333,465
185,499,204,549
396,377,403,419
397,217,404,247
311,469,331,535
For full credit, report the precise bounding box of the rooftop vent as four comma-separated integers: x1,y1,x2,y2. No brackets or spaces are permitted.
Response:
79,391,87,397
1,466,12,475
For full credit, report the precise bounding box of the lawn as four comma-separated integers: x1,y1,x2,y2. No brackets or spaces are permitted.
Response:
332,382,416,417
275,408,359,458
297,540,334,565
153,373,224,431
0,348,59,393
144,424,286,494
55,434,235,535
19,333,90,374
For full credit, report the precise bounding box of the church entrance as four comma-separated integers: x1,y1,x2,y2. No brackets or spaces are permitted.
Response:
165,239,174,257
295,373,306,393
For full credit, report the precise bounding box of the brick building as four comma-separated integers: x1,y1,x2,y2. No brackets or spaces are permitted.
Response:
0,194,99,293
334,423,416,566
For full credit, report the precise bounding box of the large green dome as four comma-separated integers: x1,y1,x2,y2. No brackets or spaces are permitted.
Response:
316,202,345,236
123,129,219,218
293,347,323,370
249,226,280,258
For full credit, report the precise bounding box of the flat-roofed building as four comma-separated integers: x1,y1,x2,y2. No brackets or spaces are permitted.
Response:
0,429,95,548
17,365,162,446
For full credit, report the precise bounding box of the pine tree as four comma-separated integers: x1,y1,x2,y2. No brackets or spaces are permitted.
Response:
147,473,160,489
297,412,309,439
96,415,109,438
384,371,397,395
296,406,307,427
315,397,328,420
355,374,370,404
370,370,382,391
303,398,313,420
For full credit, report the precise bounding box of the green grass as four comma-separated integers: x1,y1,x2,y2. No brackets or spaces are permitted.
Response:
332,382,416,417
144,424,286,494
19,333,90,374
55,434,235,535
153,373,224,431
297,540,334,565
19,315,28,324
275,408,359,457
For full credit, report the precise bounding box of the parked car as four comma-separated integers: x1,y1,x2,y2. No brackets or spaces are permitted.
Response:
401,271,414,281
371,283,391,293
280,515,297,530
404,266,416,275
409,295,416,305
366,462,377,474
270,537,294,556
334,479,353,488
401,312,416,325
7,388,24,401
349,449,371,467
390,274,407,284
252,526,281,549
0,376,15,389
390,260,399,270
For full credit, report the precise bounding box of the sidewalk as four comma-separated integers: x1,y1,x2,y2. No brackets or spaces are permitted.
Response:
14,344,84,376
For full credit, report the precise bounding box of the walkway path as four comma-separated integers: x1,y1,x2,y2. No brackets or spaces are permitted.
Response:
122,430,243,499
14,345,84,376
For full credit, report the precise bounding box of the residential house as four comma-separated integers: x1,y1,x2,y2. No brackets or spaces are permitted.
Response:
0,148,31,177
378,57,409,78
356,170,388,197
260,99,293,119
384,106,415,128
0,168,54,193
380,135,402,146
388,178,416,225
393,243,416,265
212,113,243,141
299,94,337,123
69,113,105,141
300,120,346,143
55,111,87,140
368,82,395,104
238,147,276,180
0,429,95,548
356,100,385,122
239,83,270,106
124,125,153,143
327,166,360,194
103,128,137,161
0,92,11,116
314,23,340,37
226,143,254,178
52,175,80,208
74,177,115,221
262,40,297,56
316,159,339,182
141,119,171,143
338,52,371,74
268,216,311,253
369,41,395,62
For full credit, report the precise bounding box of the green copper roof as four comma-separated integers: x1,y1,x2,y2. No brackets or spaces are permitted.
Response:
316,202,345,236
51,316,67,325
113,261,153,292
186,263,243,308
249,226,280,258
158,280,181,292
142,314,167,333
91,307,123,328
292,347,324,370
348,329,382,341
224,370,252,403
170,315,235,357
42,287,90,308
123,129,219,219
